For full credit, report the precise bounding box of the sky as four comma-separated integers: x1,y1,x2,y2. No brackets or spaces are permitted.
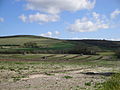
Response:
0,0,120,40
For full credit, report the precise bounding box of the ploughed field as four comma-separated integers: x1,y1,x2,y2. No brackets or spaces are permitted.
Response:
0,52,120,90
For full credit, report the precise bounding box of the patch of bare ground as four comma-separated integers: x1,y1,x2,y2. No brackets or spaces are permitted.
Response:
0,66,115,90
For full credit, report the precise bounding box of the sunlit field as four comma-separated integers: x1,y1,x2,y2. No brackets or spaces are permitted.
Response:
0,52,120,90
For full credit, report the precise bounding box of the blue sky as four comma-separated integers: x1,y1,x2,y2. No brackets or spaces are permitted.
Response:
0,0,120,40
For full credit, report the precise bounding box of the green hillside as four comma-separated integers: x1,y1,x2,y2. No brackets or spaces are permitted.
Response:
0,35,120,54
0,35,75,53
67,40,120,51
0,35,60,46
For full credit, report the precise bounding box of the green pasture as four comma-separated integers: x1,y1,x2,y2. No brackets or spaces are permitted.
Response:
97,51,115,56
0,37,74,50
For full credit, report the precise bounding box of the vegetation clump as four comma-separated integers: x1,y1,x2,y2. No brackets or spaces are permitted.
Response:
63,76,73,79
85,81,92,86
115,49,120,58
97,73,120,90
24,42,39,48
68,46,96,55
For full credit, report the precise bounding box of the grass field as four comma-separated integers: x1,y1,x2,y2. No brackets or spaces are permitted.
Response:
0,35,120,53
0,36,75,51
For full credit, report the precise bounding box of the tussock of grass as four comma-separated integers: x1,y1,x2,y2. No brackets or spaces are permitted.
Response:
85,81,92,86
63,76,73,79
98,73,120,90
12,75,26,82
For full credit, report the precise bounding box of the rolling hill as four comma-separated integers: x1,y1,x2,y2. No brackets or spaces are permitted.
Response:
0,35,120,54
67,40,120,51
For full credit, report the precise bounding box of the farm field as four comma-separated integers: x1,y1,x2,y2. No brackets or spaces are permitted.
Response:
0,53,120,90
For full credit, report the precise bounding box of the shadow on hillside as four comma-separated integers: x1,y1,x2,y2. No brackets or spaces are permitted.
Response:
82,72,116,76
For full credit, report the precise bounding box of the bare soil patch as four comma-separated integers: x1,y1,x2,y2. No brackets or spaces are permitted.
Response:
0,66,114,90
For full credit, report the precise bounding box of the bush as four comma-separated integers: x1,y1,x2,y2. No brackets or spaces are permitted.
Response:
115,49,120,58
68,47,96,55
63,76,73,79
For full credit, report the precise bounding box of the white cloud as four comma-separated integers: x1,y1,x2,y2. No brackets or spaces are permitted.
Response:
0,17,4,22
40,32,52,37
19,0,96,24
67,12,110,32
55,31,60,35
92,12,100,20
29,13,59,23
67,9,120,33
63,37,104,40
25,0,96,14
19,14,27,22
19,13,60,23
111,9,120,19
109,38,120,41
40,31,61,37
61,37,120,41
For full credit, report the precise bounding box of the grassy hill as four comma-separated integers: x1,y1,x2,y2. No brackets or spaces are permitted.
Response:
0,35,120,54
0,35,75,53
67,39,120,51
0,35,61,46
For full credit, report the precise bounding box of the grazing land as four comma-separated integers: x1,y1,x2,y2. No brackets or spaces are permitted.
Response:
0,35,120,90
0,35,120,54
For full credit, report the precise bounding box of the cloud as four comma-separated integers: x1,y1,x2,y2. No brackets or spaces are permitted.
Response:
28,13,59,23
111,9,120,19
19,0,96,24
61,37,120,41
92,12,100,20
25,0,96,14
40,31,61,37
55,31,60,35
109,38,120,41
0,17,4,22
67,12,109,32
19,13,60,23
40,32,52,37
63,37,105,40
19,14,27,22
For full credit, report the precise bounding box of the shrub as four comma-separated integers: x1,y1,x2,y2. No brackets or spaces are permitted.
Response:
63,76,73,79
85,81,91,86
68,47,96,55
115,49,120,58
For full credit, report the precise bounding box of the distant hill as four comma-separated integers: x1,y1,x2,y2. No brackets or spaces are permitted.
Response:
67,40,120,51
0,35,120,53
0,35,61,45
0,35,74,51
